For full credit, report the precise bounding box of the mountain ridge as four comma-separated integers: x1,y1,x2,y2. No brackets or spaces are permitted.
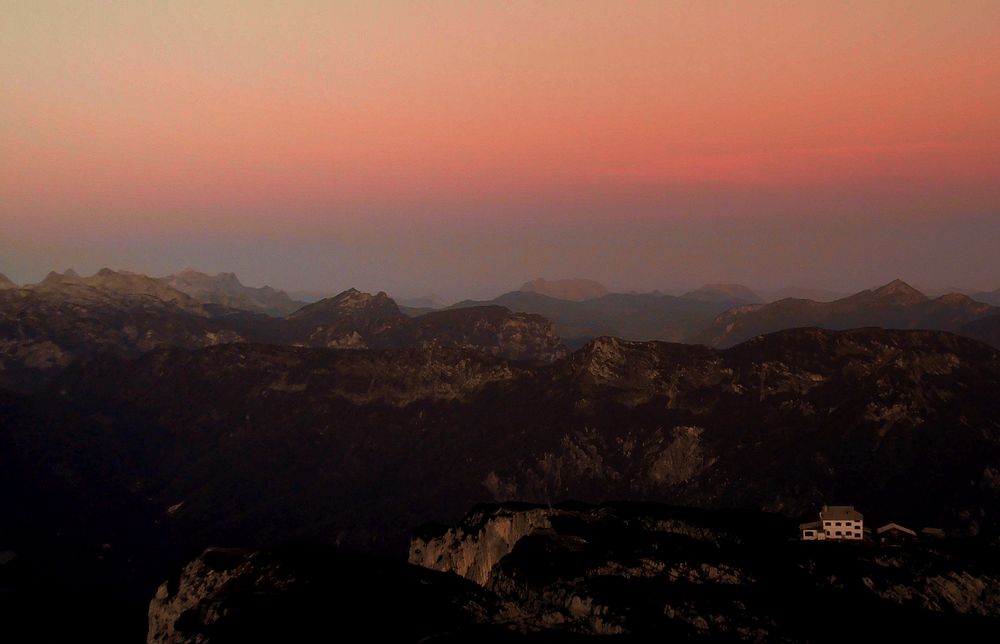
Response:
698,279,997,348
161,269,304,316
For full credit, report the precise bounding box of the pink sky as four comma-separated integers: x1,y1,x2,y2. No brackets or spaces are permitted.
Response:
2,1,999,295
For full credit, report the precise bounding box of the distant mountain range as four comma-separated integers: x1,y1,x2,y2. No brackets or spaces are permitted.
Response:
161,269,304,316
697,279,999,348
448,278,1000,349
519,277,609,301
0,269,565,392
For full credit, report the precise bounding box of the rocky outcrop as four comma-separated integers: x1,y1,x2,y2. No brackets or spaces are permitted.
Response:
148,546,498,643
148,548,249,643
409,505,556,585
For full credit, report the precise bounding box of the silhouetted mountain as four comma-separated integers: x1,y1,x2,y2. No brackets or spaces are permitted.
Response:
161,269,303,316
0,273,16,290
450,291,729,346
682,283,762,306
519,278,609,301
286,288,410,346
697,280,999,348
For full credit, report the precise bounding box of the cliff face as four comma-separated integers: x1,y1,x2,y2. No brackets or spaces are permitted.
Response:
409,505,556,586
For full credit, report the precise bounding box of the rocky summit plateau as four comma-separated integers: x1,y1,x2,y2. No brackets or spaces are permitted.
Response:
146,503,1000,641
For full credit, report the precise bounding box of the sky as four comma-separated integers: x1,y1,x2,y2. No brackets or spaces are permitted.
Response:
2,1,1000,299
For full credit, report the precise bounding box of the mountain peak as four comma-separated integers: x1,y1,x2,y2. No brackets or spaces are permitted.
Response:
40,270,81,285
290,288,402,322
869,279,927,304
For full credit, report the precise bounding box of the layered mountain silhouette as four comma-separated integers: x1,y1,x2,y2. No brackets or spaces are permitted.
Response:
0,269,565,391
0,272,16,290
697,279,998,348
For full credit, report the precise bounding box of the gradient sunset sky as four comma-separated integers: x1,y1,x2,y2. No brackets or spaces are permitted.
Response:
3,1,999,298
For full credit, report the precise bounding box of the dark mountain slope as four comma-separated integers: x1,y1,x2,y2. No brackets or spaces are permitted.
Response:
5,327,999,567
959,313,1000,349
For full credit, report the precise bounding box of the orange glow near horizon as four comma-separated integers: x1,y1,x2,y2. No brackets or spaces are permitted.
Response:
2,1,1000,235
